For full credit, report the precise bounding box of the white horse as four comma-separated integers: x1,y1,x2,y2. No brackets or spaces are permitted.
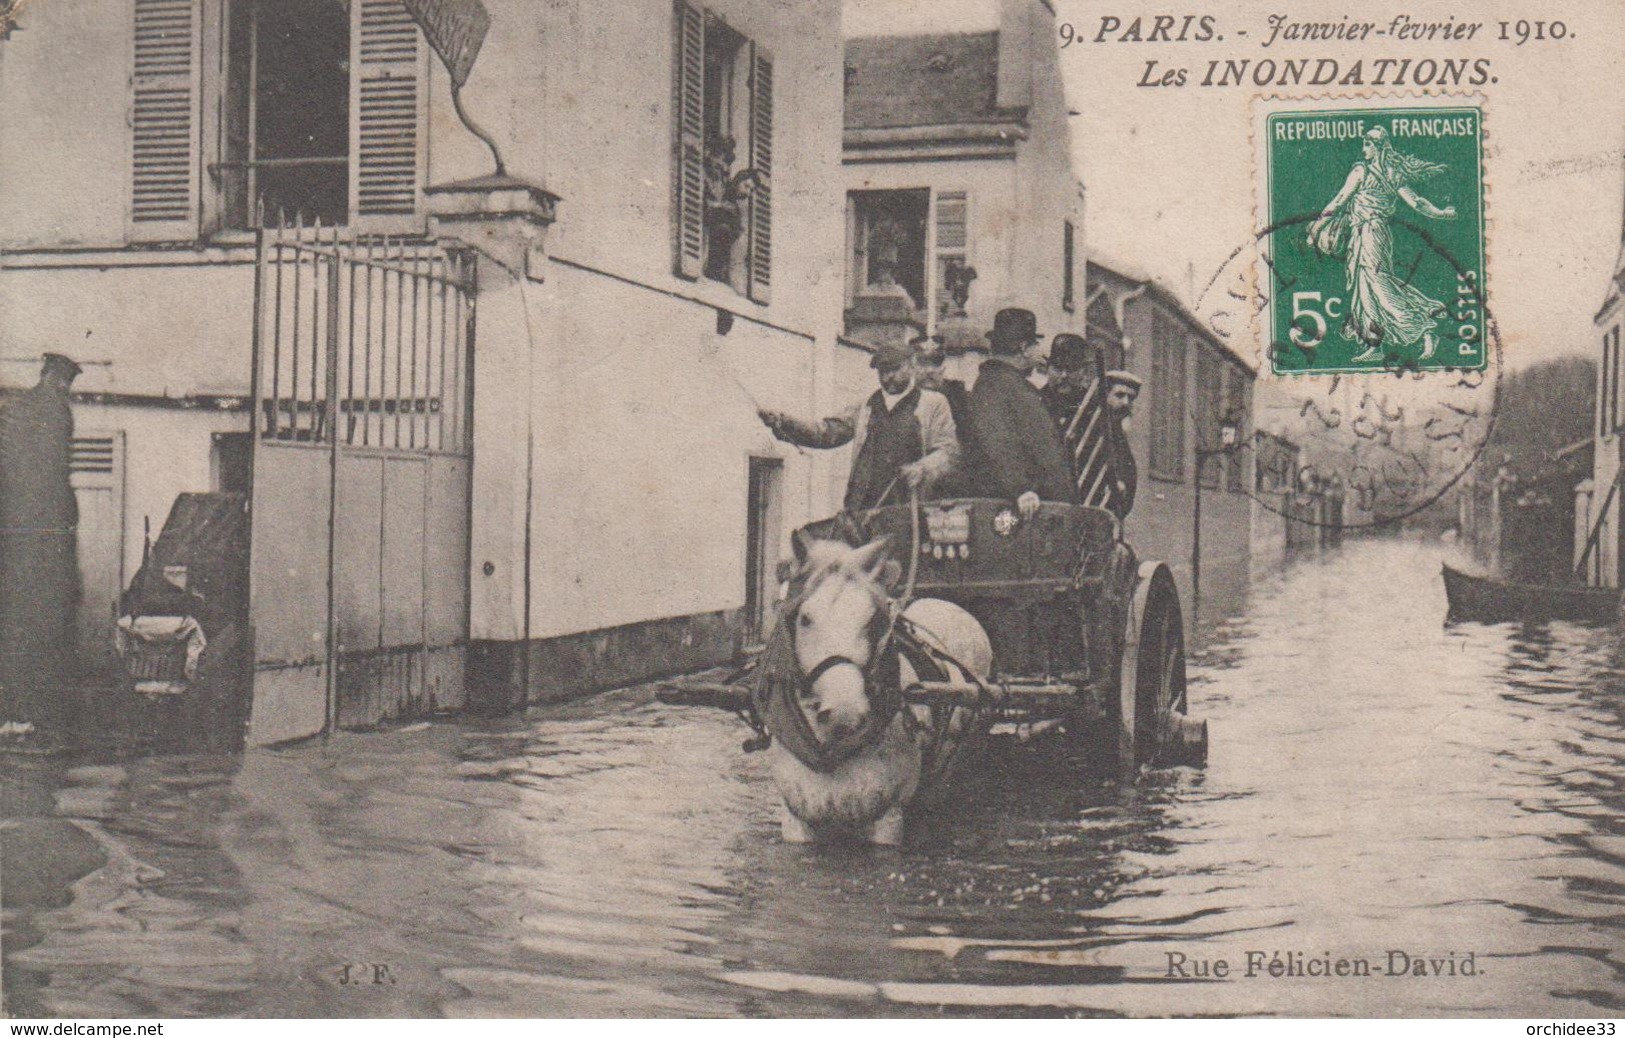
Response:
763,537,993,846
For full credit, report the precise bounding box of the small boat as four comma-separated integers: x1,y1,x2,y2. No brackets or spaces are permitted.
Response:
1442,563,1620,624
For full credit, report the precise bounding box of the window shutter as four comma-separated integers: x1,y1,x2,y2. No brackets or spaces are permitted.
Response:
1063,220,1076,310
129,0,201,242
745,42,773,304
350,0,427,234
932,190,968,321
672,0,705,280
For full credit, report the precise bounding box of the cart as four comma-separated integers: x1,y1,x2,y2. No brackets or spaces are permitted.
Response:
659,497,1206,771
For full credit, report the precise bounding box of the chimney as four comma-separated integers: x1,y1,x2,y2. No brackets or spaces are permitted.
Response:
994,0,1033,112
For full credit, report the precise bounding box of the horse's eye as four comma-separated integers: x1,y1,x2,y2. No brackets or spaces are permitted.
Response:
798,613,813,628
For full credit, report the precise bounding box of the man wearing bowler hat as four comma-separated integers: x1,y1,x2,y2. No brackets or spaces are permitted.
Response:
1040,333,1095,433
759,340,959,512
0,353,83,728
966,308,1077,517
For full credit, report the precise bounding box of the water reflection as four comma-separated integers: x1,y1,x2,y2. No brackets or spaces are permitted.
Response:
3,539,1623,1016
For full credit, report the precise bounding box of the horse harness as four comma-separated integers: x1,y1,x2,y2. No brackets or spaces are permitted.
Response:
744,588,984,773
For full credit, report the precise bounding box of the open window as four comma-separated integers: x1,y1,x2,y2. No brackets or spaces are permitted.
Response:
843,188,970,336
850,189,928,320
218,0,351,229
128,0,426,241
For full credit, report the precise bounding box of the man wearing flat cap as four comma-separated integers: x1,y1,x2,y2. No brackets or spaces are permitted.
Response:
0,353,83,726
965,308,1077,517
759,340,960,512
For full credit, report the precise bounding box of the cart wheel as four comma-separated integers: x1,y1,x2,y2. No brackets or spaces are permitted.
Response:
1119,563,1204,768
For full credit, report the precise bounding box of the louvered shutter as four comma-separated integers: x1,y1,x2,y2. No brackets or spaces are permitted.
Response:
746,42,773,304
932,190,968,320
129,0,201,242
672,0,705,280
350,0,427,234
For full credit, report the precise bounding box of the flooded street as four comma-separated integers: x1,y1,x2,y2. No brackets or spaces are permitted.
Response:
4,536,1624,1018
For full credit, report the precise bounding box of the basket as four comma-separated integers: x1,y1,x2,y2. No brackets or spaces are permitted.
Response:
122,640,193,684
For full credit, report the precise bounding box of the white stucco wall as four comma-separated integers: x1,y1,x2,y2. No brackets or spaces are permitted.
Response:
0,0,851,654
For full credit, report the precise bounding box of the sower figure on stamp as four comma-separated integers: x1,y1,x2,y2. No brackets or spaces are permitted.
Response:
759,340,960,515
1307,126,1457,362
0,353,82,728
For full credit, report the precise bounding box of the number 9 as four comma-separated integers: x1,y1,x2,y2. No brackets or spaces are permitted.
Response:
1058,22,1075,46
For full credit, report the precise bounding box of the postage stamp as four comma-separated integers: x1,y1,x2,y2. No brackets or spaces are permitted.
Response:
1258,102,1487,375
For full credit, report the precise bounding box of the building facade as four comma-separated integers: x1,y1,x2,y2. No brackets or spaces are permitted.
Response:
840,0,1085,369
0,0,851,741
1581,235,1625,587
1086,261,1256,612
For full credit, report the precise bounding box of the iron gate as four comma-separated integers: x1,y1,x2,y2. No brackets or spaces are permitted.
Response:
247,217,476,744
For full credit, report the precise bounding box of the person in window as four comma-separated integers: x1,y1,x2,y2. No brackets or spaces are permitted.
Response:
703,132,764,285
864,213,920,311
0,353,82,730
759,341,959,512
1102,370,1142,521
966,309,1078,517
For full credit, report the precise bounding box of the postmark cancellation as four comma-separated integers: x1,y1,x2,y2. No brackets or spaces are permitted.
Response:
1254,96,1488,376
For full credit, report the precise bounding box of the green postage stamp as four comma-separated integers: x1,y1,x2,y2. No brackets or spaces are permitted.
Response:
1259,101,1486,374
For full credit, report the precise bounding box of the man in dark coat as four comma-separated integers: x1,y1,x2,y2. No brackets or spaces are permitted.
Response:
759,340,960,512
0,353,82,726
966,309,1078,517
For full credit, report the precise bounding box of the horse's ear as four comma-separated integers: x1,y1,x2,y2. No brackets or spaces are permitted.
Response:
876,558,903,591
848,537,890,572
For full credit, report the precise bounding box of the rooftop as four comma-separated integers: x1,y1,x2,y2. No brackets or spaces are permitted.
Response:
844,32,1015,130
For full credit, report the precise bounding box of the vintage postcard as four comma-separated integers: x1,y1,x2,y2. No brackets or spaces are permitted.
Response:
1,0,1622,1023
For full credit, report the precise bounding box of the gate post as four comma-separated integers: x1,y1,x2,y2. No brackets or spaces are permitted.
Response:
426,175,560,713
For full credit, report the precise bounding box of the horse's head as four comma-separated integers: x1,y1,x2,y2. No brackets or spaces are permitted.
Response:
786,537,901,745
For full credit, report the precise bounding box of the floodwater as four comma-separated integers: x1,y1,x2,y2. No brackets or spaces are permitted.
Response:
4,537,1624,1018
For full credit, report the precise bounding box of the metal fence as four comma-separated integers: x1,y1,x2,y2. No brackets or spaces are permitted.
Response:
253,215,476,455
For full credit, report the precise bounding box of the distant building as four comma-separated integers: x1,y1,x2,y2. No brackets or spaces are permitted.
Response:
1581,221,1625,585
1465,439,1591,582
1086,261,1256,609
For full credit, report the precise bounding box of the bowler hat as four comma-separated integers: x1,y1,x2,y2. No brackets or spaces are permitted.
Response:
42,353,83,379
1049,333,1090,371
870,341,913,370
986,308,1040,352
1104,369,1143,391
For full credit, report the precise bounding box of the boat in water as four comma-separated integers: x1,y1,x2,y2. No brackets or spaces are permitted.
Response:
1442,563,1620,624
